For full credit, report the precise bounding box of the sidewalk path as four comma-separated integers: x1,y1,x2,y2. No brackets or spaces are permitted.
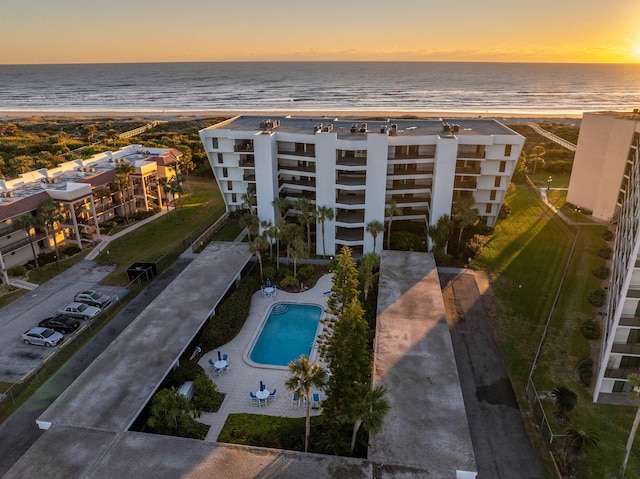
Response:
85,207,174,261
7,279,39,291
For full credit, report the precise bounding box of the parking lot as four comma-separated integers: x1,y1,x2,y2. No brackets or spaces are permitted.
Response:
0,260,126,383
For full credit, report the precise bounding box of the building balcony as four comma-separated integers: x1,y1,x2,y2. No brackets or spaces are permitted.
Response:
278,162,315,174
605,367,640,379
335,210,365,224
455,166,481,175
234,141,254,152
389,194,430,205
243,173,256,182
281,189,315,202
611,343,640,355
278,177,316,189
619,316,640,327
336,192,366,206
387,166,434,176
389,152,435,160
336,174,366,186
387,181,432,191
336,156,367,167
277,146,316,157
0,223,21,238
239,155,255,167
0,232,47,255
453,179,478,190
335,227,364,242
457,150,486,159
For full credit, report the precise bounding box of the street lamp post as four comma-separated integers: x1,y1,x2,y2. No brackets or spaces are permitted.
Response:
574,205,581,222
547,176,552,193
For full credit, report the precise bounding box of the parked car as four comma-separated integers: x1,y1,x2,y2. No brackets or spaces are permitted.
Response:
73,290,112,308
38,315,81,334
22,327,64,347
57,302,101,320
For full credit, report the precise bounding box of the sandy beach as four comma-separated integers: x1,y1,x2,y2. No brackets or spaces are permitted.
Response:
0,110,583,122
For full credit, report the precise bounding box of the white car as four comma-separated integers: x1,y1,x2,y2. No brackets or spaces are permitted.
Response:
73,290,112,308
58,302,101,320
22,327,64,347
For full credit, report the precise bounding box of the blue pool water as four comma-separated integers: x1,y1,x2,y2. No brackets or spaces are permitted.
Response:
250,303,322,367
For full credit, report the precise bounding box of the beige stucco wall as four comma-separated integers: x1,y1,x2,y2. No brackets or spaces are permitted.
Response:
567,113,638,220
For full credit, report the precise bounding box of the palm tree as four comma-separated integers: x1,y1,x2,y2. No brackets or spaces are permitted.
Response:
550,386,577,422
281,223,303,265
261,220,275,258
39,199,64,263
621,373,640,478
564,425,598,459
291,236,308,278
240,211,260,242
14,214,40,269
385,199,401,250
169,173,185,221
285,355,327,453
249,235,269,280
365,220,384,253
315,205,334,258
9,155,33,174
295,198,315,253
242,191,256,215
274,220,286,271
158,177,172,217
272,197,290,222
175,147,195,194
428,214,452,253
344,382,391,455
453,194,478,247
359,252,380,300
530,145,546,176
115,162,134,221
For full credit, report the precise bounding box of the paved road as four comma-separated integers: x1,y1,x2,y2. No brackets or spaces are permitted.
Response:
440,271,544,479
0,257,193,476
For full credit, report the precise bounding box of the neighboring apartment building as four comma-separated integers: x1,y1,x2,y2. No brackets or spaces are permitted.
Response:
568,111,640,403
199,116,524,256
0,145,181,283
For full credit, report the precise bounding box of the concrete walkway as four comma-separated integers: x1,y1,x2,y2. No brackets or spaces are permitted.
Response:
85,207,174,261
198,274,333,441
7,278,39,291
527,122,577,151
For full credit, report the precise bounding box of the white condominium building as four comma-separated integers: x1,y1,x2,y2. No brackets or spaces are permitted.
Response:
199,116,524,256
568,111,640,403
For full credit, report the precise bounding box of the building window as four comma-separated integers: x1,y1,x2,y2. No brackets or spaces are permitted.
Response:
217,153,223,164
485,204,492,214
231,193,237,203
227,181,233,191
222,167,228,178
504,144,512,156
499,160,506,172
490,190,497,201
494,176,501,188
212,138,218,149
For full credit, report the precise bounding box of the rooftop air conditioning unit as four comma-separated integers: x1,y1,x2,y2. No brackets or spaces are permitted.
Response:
360,123,368,133
442,122,451,132
314,123,323,133
323,124,333,133
380,125,388,134
452,124,460,133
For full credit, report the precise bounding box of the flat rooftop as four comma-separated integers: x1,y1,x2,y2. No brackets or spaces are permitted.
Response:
370,251,477,476
204,115,519,139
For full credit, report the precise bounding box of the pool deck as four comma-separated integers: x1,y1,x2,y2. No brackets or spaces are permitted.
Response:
198,274,333,441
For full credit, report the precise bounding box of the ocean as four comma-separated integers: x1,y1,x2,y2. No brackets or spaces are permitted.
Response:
0,62,639,116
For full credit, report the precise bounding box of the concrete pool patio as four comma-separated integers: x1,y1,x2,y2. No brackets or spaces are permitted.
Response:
198,273,333,441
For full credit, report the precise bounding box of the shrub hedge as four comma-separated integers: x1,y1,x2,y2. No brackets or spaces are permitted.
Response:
580,319,601,340
587,289,606,307
598,247,612,259
592,266,610,280
578,357,594,387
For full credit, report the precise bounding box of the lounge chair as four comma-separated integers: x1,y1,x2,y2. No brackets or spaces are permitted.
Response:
207,358,216,369
268,388,277,402
312,393,321,409
291,392,300,407
249,392,259,405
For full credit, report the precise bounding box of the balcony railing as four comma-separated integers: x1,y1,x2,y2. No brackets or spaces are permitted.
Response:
390,194,430,204
457,151,486,159
336,174,366,186
0,223,20,238
277,146,316,157
387,166,434,176
335,227,364,242
336,193,365,205
278,162,315,173
336,156,367,167
278,177,316,188
619,316,640,327
389,152,435,159
336,211,365,223
453,179,478,189
239,156,255,167
243,173,256,182
0,232,47,255
455,166,481,175
605,367,640,379
388,181,432,191
234,141,254,152
612,343,640,355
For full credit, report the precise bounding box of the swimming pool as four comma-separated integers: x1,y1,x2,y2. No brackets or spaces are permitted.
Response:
249,303,323,367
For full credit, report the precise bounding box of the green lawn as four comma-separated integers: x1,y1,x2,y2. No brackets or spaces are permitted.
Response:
96,178,224,285
474,185,640,477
